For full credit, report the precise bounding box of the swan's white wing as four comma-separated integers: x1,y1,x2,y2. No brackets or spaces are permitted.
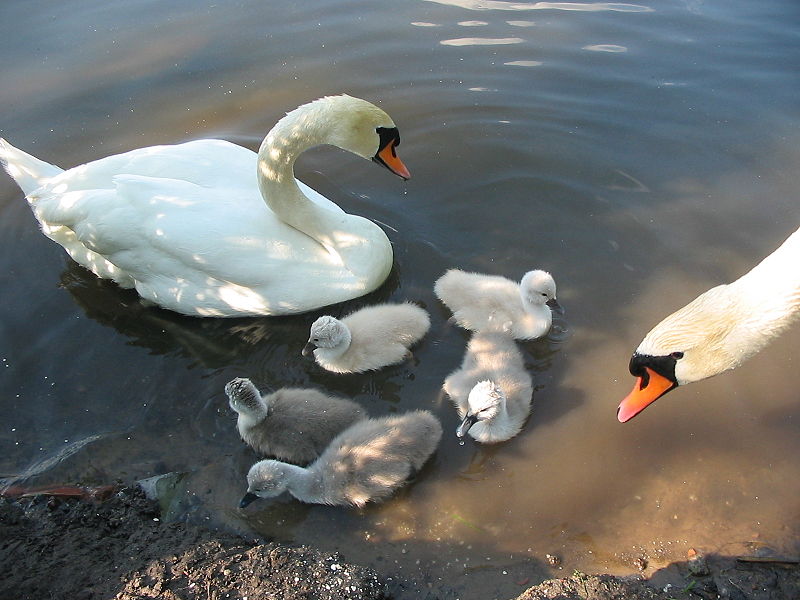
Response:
26,139,367,316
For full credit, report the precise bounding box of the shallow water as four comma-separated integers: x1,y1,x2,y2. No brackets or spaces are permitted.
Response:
1,1,799,598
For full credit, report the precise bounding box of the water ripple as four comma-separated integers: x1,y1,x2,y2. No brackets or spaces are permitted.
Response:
424,0,653,13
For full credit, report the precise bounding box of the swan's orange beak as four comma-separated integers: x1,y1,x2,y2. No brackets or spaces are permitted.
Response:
617,367,676,423
375,140,411,180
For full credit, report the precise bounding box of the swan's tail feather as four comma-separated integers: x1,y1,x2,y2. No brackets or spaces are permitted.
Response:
0,138,63,196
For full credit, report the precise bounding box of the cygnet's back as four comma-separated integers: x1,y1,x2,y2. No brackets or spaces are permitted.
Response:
443,332,533,443
434,269,557,340
306,302,431,373
243,410,442,507
315,410,441,505
225,378,366,464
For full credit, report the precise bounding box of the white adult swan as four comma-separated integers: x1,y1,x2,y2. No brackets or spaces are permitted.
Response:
0,95,410,317
618,225,800,422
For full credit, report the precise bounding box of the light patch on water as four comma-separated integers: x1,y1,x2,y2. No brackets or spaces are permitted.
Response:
583,44,628,52
424,0,653,13
505,60,543,66
440,37,524,46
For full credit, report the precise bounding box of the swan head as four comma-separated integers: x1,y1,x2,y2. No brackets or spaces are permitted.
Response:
302,315,352,357
224,377,265,416
520,270,560,311
457,380,505,437
617,285,741,422
296,95,410,180
240,460,292,507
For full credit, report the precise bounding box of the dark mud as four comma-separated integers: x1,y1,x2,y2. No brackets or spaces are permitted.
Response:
0,487,797,600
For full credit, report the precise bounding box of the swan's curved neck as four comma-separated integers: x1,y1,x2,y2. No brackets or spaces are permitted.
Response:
256,106,340,252
254,99,393,289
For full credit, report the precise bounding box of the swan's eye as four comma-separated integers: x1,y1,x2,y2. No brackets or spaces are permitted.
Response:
670,351,684,360
313,338,319,343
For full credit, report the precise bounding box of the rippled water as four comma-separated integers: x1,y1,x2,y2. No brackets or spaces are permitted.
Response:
2,1,799,598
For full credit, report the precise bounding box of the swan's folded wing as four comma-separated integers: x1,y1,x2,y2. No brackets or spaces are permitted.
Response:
52,140,258,191
112,175,349,288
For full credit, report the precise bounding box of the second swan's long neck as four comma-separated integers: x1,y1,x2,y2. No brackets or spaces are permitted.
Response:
728,225,800,352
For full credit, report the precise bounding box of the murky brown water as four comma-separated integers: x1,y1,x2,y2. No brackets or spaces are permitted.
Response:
2,1,799,598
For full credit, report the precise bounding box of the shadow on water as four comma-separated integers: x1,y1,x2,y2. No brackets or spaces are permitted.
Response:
58,256,402,371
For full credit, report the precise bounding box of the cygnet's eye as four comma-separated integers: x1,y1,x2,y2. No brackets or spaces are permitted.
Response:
313,338,319,342
540,292,548,297
670,351,684,360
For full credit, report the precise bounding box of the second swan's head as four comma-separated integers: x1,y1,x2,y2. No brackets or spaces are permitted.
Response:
617,285,742,423
292,94,411,180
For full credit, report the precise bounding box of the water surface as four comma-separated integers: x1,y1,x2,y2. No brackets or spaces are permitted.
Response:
2,1,799,598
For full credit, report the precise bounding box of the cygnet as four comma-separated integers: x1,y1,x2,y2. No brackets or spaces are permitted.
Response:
443,332,533,443
240,410,442,508
225,377,366,464
434,269,559,340
301,302,431,373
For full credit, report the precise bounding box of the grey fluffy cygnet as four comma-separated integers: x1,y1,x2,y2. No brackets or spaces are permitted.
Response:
434,269,559,340
225,377,366,464
240,410,442,508
443,332,533,443
301,302,431,373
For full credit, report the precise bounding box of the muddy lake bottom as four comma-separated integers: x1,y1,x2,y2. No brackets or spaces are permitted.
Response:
1,486,797,600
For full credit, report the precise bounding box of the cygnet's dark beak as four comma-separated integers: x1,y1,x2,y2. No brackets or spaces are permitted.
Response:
546,298,562,312
301,341,317,357
456,414,479,438
239,492,260,509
